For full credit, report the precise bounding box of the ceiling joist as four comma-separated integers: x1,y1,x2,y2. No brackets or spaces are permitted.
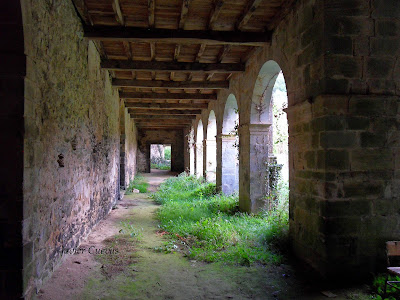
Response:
113,79,229,89
124,102,208,109
120,92,216,101
84,26,271,46
101,60,244,73
130,114,197,120
129,109,201,115
236,0,263,30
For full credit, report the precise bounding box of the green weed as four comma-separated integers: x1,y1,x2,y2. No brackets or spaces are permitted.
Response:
372,274,400,299
126,174,149,193
153,173,289,266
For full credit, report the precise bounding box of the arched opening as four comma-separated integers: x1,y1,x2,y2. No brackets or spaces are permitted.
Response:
206,111,217,182
196,120,204,178
189,127,195,175
247,60,289,212
221,94,239,195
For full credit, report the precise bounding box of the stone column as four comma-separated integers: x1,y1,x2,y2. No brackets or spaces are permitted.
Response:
196,141,203,178
221,134,239,195
239,124,271,213
205,139,217,182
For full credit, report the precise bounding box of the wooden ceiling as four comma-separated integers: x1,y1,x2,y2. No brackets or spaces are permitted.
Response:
72,0,293,130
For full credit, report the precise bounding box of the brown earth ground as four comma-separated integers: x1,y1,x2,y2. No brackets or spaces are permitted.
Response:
36,169,373,300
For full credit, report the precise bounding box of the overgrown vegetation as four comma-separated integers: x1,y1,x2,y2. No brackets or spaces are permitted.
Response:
151,163,170,170
372,274,400,299
152,173,289,266
126,174,149,193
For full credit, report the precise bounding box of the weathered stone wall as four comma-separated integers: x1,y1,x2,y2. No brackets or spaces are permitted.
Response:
137,129,185,173
191,0,400,280
0,1,25,298
21,0,122,297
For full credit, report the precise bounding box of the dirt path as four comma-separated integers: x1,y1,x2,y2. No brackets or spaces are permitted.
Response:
36,170,371,300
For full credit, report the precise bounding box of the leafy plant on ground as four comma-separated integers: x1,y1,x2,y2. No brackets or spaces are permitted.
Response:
372,274,400,299
126,174,149,193
152,173,289,266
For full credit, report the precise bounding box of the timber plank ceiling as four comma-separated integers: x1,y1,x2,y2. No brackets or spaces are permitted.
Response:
72,0,294,130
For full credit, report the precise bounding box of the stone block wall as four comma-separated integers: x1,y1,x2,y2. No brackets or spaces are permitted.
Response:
137,129,185,173
21,0,124,297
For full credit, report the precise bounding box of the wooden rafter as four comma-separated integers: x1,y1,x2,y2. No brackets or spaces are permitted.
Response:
134,118,192,124
129,109,201,115
236,0,263,30
266,0,297,30
120,92,216,101
137,125,188,130
174,44,181,60
123,42,132,59
196,44,206,62
84,26,271,46
72,0,93,25
131,115,197,120
208,0,225,30
112,0,125,25
178,0,192,29
148,0,155,27
113,79,229,89
124,102,209,109
150,42,155,60
101,60,244,73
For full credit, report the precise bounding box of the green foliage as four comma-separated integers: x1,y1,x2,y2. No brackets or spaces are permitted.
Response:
153,173,289,266
126,174,149,193
151,163,170,170
372,274,400,299
164,147,171,160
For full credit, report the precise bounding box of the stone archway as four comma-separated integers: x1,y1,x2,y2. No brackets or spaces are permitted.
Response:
241,60,285,212
221,94,239,195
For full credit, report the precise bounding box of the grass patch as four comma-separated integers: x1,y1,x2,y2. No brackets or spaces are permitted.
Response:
126,174,149,193
151,163,170,170
152,173,289,266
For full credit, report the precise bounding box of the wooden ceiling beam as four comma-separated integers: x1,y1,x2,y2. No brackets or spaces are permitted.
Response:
84,26,271,46
123,42,132,59
134,119,192,124
101,60,244,73
113,79,229,89
129,109,201,115
209,0,225,29
137,125,188,130
236,0,263,30
112,0,125,25
72,0,94,25
196,44,206,62
124,102,208,109
131,114,197,120
148,0,155,27
178,0,192,29
120,92,216,100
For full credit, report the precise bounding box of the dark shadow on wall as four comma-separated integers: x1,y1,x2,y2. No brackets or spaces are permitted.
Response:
0,0,25,298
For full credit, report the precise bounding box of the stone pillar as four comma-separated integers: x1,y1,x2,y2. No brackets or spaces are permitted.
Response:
205,139,216,182
221,134,238,195
119,134,126,189
240,124,271,212
196,141,203,178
